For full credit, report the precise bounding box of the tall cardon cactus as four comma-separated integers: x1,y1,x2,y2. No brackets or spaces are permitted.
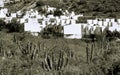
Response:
41,51,69,71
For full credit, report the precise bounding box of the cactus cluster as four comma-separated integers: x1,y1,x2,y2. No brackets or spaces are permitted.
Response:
41,51,69,71
85,40,115,64
86,42,95,64
18,41,39,60
0,39,16,59
0,40,5,57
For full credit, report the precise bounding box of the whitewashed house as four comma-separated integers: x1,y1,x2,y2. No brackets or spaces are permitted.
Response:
0,8,7,18
20,18,26,23
98,21,103,26
47,14,54,19
55,16,61,25
0,0,4,7
64,24,82,39
103,21,108,27
105,18,110,22
46,6,56,13
110,19,115,22
70,19,76,24
65,19,71,25
24,24,40,36
60,15,69,20
109,24,120,32
108,22,113,27
1,4,120,39
11,13,17,18
41,21,46,28
87,19,93,24
117,19,120,24
70,11,75,17
4,17,12,23
93,19,98,25
24,18,41,36
36,14,42,19
61,20,66,26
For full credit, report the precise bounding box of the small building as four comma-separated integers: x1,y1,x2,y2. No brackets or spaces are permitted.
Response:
93,19,98,25
0,0,4,7
4,17,12,23
98,21,103,26
64,24,82,39
0,9,7,18
105,18,110,22
24,22,41,36
87,19,93,24
11,13,17,18
109,25,120,32
20,18,26,24
47,6,56,13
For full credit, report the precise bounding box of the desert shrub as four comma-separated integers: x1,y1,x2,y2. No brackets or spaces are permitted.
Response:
77,17,95,23
108,13,117,18
0,19,6,31
53,9,63,17
37,7,47,14
6,19,24,33
23,0,31,4
41,25,63,38
36,0,45,7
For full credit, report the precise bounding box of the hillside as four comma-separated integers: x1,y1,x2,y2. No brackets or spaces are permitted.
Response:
4,0,120,18
1,0,120,75
0,32,120,75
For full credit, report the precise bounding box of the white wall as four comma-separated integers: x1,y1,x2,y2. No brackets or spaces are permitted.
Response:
0,1,4,7
24,22,41,32
64,24,82,39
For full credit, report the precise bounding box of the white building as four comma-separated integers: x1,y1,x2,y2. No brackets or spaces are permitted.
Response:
0,9,7,18
1,4,120,39
24,21,41,36
87,19,93,24
0,0,4,7
64,24,82,39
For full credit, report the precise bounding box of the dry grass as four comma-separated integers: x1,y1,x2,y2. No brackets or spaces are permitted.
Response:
0,32,120,75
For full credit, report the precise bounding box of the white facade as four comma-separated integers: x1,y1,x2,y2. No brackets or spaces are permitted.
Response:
11,13,17,18
109,25,120,32
87,20,93,24
0,5,120,39
64,24,82,39
24,22,41,33
0,11,6,18
0,0,4,7
20,18,26,23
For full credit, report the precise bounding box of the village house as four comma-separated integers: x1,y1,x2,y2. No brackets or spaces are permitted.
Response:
24,18,41,36
64,24,82,39
0,0,4,8
0,4,120,39
0,8,8,18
